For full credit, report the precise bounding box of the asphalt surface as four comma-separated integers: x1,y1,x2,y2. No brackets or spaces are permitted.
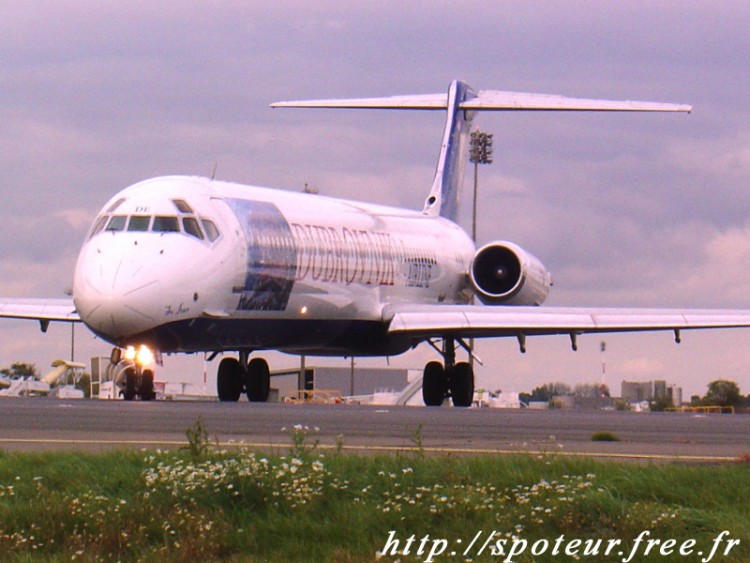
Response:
0,397,747,461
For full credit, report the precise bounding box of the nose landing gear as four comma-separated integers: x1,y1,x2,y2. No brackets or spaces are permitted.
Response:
121,366,155,401
421,337,475,407
217,351,270,402
110,346,156,401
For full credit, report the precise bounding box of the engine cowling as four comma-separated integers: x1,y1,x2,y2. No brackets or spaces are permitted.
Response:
469,241,551,305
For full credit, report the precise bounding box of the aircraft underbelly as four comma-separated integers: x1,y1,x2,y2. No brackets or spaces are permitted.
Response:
129,316,411,356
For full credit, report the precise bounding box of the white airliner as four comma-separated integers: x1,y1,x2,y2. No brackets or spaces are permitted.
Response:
3,79,750,405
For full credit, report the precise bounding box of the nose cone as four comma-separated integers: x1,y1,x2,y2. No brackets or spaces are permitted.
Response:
73,239,160,342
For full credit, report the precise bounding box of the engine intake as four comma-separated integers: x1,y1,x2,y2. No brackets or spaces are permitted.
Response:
470,241,551,305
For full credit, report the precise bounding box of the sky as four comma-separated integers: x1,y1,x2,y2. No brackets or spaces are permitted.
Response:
2,1,750,398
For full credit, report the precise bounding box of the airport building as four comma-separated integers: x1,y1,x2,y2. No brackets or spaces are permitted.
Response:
621,379,682,406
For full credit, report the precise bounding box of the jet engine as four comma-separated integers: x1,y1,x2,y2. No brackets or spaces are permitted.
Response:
469,241,551,306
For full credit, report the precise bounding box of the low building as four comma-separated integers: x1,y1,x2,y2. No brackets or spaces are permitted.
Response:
270,366,411,402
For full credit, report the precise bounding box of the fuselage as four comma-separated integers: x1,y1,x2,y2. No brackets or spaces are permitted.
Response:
72,175,476,356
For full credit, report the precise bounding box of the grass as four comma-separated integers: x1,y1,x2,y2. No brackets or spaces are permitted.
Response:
0,427,747,561
591,431,621,442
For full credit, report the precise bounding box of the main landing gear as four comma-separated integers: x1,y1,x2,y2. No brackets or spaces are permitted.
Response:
421,337,475,407
217,351,271,402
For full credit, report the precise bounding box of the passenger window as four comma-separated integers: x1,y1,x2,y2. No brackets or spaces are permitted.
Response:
127,216,151,232
105,215,127,231
201,219,220,242
182,217,204,239
172,199,193,214
152,216,180,232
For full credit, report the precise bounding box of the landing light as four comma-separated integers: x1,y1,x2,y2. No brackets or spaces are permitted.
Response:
137,345,155,366
123,344,154,366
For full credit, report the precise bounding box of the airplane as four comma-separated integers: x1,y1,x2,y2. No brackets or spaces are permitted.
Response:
3,79,750,406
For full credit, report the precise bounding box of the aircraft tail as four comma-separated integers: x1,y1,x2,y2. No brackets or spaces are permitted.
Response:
272,82,691,222
423,80,476,221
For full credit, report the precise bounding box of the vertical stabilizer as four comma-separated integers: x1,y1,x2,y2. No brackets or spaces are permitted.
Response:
422,81,477,221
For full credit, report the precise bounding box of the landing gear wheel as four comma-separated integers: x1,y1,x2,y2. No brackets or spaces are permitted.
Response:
140,369,156,401
122,368,137,401
422,361,446,406
449,362,474,407
246,358,270,402
217,358,243,401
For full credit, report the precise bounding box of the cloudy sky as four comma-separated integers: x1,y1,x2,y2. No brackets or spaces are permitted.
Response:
2,1,750,398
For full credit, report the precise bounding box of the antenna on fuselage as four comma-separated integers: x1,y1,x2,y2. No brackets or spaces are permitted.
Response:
211,162,219,181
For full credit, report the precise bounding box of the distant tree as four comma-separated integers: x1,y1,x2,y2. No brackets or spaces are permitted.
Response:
529,382,572,402
574,383,610,398
701,379,743,408
614,398,630,411
650,395,674,412
0,362,38,379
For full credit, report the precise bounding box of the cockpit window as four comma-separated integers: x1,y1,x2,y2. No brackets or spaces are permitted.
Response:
89,215,109,238
127,215,151,232
182,217,204,239
105,215,127,231
172,199,194,214
89,210,220,244
201,219,220,242
152,216,180,232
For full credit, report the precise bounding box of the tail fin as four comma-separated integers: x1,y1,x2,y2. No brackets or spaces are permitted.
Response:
271,82,691,222
422,80,476,221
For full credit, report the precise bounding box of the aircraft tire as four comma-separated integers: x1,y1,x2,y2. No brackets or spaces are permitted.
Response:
422,361,446,406
217,358,243,401
449,362,474,407
140,369,155,401
246,358,270,402
122,367,137,401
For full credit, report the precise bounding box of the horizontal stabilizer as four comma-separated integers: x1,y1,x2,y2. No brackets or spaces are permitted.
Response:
271,80,691,223
271,94,449,110
272,90,691,114
464,90,691,113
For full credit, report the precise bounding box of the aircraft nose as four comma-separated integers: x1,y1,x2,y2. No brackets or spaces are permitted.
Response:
74,247,160,341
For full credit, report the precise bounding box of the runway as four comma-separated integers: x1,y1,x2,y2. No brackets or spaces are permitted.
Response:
0,398,748,461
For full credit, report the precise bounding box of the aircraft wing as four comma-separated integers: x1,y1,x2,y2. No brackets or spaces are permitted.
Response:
0,298,79,331
385,304,750,342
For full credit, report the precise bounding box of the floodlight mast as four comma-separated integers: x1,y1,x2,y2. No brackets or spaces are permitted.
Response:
469,129,493,242
468,130,494,374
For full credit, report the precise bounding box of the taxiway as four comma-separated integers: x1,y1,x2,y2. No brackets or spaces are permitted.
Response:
0,398,747,462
